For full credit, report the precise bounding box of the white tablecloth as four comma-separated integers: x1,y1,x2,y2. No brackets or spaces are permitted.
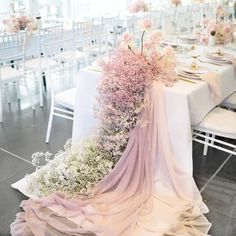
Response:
72,62,236,176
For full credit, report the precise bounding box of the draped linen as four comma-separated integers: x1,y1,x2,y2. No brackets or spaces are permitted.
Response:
11,81,211,236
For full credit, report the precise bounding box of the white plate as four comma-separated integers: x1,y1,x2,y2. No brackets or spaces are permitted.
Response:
180,65,209,74
178,35,197,41
161,41,178,48
205,51,232,62
175,68,201,80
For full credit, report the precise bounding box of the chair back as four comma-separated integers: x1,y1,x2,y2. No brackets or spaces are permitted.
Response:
38,23,63,58
0,12,10,21
101,15,119,38
73,20,93,49
44,38,76,97
0,31,27,78
149,10,163,30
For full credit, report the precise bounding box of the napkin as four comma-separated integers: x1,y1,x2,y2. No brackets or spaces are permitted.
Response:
200,72,221,104
228,56,236,70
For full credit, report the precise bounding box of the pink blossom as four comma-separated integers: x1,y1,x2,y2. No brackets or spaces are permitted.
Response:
163,46,175,57
225,26,231,34
171,0,181,6
199,35,209,45
120,32,135,44
139,19,153,31
202,19,209,27
128,0,149,13
149,31,163,44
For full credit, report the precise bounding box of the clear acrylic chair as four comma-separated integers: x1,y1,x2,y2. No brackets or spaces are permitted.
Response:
45,39,76,143
0,31,35,122
25,23,63,107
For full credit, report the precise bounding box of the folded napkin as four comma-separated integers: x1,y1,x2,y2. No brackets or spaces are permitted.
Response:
228,56,236,69
200,72,221,104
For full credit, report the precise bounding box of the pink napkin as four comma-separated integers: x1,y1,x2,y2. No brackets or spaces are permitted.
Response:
200,72,221,104
227,56,236,69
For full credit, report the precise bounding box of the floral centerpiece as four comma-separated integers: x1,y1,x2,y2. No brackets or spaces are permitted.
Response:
216,4,227,19
195,18,233,45
3,15,37,33
171,0,182,7
27,19,177,198
128,0,149,13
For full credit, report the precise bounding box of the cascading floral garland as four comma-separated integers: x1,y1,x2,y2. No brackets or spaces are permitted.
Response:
27,20,177,198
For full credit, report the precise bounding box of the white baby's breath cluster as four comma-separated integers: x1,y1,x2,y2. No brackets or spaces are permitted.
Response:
28,139,114,197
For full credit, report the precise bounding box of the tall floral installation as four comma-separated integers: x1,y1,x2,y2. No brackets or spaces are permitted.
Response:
194,4,233,45
171,0,182,7
26,19,177,199
128,0,149,13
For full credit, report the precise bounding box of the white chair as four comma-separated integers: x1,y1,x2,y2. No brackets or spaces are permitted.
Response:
221,91,236,110
149,10,163,30
124,15,149,45
73,20,94,65
25,23,63,107
92,15,119,57
0,12,10,21
45,39,76,143
0,31,35,122
192,107,236,157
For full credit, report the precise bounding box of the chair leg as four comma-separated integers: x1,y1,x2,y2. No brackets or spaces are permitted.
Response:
203,133,210,156
45,106,54,143
0,84,2,122
5,86,11,104
23,79,35,110
16,83,21,100
38,71,43,107
210,134,215,144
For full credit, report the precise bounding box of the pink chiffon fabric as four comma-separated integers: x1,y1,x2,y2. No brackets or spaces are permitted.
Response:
11,81,211,236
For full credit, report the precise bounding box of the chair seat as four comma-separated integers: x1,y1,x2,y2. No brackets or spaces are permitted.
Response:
56,50,86,62
221,91,236,109
1,67,23,82
194,107,236,138
55,88,76,110
25,57,57,71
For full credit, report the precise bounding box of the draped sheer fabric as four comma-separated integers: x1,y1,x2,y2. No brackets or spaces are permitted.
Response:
11,81,211,236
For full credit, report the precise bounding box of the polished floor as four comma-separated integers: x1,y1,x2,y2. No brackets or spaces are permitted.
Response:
0,81,235,236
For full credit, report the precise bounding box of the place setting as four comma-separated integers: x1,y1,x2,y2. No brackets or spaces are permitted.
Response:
204,47,234,64
177,34,198,44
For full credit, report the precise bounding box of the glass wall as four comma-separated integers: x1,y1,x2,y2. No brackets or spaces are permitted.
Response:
0,0,225,17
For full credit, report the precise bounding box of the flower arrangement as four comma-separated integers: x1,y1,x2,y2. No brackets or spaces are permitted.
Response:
28,140,114,197
171,0,182,7
3,15,37,33
216,4,227,18
128,0,149,13
195,19,233,45
27,19,177,198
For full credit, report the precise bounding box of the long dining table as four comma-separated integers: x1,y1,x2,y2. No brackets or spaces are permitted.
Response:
72,45,236,176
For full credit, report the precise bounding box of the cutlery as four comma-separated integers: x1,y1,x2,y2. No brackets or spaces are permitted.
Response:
88,67,102,73
178,76,197,84
198,59,223,67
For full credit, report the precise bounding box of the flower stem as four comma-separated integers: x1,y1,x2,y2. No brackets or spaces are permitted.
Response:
141,30,145,55
128,45,135,55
